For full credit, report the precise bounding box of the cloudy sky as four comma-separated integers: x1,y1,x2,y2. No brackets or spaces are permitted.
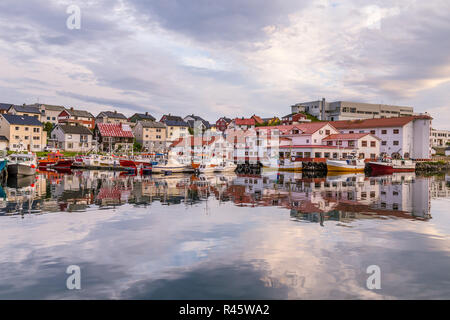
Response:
0,0,449,128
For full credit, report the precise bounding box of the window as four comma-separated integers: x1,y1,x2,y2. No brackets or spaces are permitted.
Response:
348,141,355,147
325,130,330,135
33,128,40,133
359,153,365,158
370,130,376,134
370,141,376,147
47,117,50,120
315,152,322,158
393,129,399,134
33,136,39,140
333,153,338,159
370,154,376,159
342,153,347,158
25,127,29,131
327,141,333,146
382,141,387,146
362,141,367,147
349,131,354,134
15,127,19,131
393,141,399,146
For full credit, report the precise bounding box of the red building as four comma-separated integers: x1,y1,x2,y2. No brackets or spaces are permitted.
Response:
281,112,308,125
216,117,232,132
58,108,95,129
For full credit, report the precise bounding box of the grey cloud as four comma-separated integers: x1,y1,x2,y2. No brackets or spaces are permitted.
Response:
127,0,310,43
56,90,158,115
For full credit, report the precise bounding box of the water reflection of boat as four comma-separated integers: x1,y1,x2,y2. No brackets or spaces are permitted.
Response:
7,175,36,189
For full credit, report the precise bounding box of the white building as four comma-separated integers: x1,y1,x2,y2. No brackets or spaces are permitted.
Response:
332,115,433,160
51,124,94,152
291,99,414,121
430,128,450,147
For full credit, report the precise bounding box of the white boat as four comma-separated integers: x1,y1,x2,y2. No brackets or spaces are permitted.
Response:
197,163,216,174
392,159,416,172
279,158,302,172
152,157,193,174
326,158,366,173
7,153,37,176
214,161,237,172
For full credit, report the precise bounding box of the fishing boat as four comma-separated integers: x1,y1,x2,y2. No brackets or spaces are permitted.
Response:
278,157,302,172
38,152,73,170
326,157,366,173
7,153,37,176
152,157,193,174
214,161,237,172
197,163,216,174
392,159,416,172
0,150,7,182
368,156,394,175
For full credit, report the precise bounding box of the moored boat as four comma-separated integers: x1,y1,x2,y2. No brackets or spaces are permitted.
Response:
368,157,394,175
326,158,365,173
152,157,193,174
278,158,302,172
392,159,416,172
214,161,237,173
7,153,37,176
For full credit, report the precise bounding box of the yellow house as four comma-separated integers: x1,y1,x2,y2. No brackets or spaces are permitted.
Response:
0,114,47,151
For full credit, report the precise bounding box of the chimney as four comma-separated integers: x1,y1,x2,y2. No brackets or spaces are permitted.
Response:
145,112,148,116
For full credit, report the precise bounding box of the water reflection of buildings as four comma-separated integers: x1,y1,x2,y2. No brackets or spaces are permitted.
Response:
0,170,448,222
225,171,435,223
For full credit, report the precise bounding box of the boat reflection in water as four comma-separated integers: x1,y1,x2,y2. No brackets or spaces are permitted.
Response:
0,169,443,222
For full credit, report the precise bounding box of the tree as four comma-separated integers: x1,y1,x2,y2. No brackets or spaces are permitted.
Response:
133,139,142,152
44,122,54,136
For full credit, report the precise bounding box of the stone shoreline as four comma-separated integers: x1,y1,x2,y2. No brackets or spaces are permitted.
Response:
416,161,450,172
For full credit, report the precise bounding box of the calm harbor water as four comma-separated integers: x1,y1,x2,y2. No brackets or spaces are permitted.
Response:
0,170,449,299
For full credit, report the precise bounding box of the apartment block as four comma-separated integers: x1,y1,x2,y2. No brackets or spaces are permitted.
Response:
291,99,414,121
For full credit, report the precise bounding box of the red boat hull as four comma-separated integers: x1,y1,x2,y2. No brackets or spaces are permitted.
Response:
119,159,136,168
53,160,73,169
369,162,394,175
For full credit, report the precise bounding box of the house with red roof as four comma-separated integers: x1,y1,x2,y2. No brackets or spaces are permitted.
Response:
94,123,134,153
227,117,256,131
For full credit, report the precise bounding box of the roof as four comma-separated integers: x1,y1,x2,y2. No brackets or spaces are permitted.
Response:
140,121,166,128
161,114,184,122
0,135,8,141
323,133,380,140
65,108,94,118
56,125,93,135
283,112,307,119
41,104,65,112
332,115,432,129
10,104,41,114
171,136,216,148
185,114,211,128
97,111,128,120
0,103,13,111
131,113,156,121
96,123,134,138
256,122,332,134
217,117,232,123
164,120,189,127
1,114,43,126
251,115,264,124
234,118,256,126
